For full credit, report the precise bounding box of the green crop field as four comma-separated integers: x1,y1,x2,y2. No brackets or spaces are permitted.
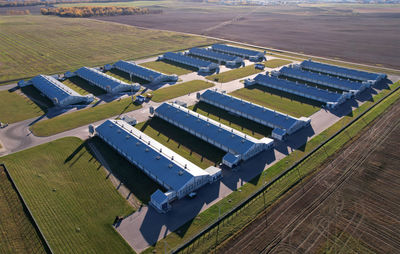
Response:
0,165,47,254
140,60,194,76
0,15,215,84
206,59,291,83
189,102,272,139
136,118,225,169
230,84,321,118
264,58,292,68
0,90,45,123
206,65,263,83
31,97,142,137
150,80,214,102
0,137,134,253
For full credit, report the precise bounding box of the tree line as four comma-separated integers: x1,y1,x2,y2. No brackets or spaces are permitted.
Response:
40,6,151,17
0,0,131,8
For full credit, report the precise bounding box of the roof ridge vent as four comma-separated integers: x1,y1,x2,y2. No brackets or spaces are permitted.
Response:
168,164,173,168
136,142,140,146
156,155,161,160
145,148,149,152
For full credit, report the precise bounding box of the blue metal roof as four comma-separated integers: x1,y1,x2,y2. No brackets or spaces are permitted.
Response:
163,52,217,69
151,189,168,204
280,66,364,91
200,90,301,131
300,60,385,82
212,44,263,57
114,60,163,81
254,74,344,104
95,120,205,191
75,67,133,92
154,103,258,156
31,75,80,105
189,47,239,62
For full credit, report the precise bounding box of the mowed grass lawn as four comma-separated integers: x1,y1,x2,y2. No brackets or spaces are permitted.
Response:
206,59,291,83
0,15,216,83
0,90,45,123
150,80,214,102
189,102,272,139
140,60,193,76
230,85,321,117
0,165,47,254
136,118,225,169
31,98,142,137
0,137,134,253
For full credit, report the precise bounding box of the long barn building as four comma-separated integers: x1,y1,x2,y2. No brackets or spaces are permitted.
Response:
188,47,243,67
95,119,221,213
279,66,368,94
75,67,139,94
113,60,178,84
211,44,265,62
246,74,350,109
199,89,311,140
159,52,219,73
19,75,93,107
300,60,387,84
154,102,274,167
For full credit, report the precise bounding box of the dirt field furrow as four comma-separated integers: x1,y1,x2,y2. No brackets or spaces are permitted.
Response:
218,98,400,254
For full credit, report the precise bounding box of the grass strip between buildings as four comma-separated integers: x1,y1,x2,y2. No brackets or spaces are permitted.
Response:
31,97,142,137
0,90,45,124
230,84,321,118
150,80,214,102
206,59,291,83
0,137,135,254
143,81,400,253
140,61,193,76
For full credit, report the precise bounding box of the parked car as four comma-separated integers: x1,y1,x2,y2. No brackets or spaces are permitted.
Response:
135,95,145,104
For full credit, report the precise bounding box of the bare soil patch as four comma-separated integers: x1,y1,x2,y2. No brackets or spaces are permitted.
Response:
218,98,400,253
92,5,400,69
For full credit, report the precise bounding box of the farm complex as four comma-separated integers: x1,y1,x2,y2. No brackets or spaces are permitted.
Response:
0,5,399,254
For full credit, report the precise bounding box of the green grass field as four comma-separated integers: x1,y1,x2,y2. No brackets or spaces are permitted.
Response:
31,98,142,137
0,138,134,254
0,165,48,254
0,15,215,83
136,118,225,169
140,60,193,76
206,59,291,83
0,90,45,123
189,102,272,139
63,77,106,97
150,80,214,102
144,81,400,254
230,84,321,118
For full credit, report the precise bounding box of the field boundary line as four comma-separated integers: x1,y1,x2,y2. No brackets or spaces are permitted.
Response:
0,163,54,254
171,84,400,254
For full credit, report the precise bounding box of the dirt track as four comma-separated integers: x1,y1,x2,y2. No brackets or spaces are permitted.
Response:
218,98,400,253
92,5,400,69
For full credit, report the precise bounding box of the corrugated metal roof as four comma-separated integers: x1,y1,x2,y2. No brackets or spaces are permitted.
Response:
95,119,208,192
254,74,344,104
212,44,264,57
31,75,81,104
75,67,133,92
114,60,164,81
200,89,302,131
189,47,239,62
300,60,384,82
163,52,217,69
154,103,262,156
280,66,364,91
